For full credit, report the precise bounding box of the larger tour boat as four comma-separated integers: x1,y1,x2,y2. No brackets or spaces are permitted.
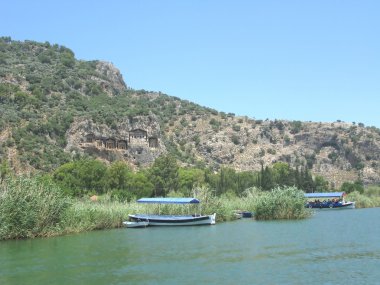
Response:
304,192,355,209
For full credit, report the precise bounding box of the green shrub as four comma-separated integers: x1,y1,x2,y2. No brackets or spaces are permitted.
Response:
290,121,303,134
231,135,240,145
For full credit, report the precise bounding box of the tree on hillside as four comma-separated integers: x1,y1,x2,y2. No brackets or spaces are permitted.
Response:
299,167,315,193
178,168,205,196
314,176,329,192
53,159,107,196
340,180,364,194
218,167,238,195
272,162,293,186
149,155,179,197
236,171,257,195
52,161,81,196
260,164,274,191
77,159,107,194
106,161,130,191
126,171,154,199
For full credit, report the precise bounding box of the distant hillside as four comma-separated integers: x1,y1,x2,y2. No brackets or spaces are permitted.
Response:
1,37,379,187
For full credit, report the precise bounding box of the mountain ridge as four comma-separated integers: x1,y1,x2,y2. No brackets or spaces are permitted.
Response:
0,37,379,187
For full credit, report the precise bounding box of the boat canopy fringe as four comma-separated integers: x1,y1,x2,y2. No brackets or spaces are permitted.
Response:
304,192,345,199
137,197,200,204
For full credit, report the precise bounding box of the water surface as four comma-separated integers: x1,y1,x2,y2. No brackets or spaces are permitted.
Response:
1,208,379,285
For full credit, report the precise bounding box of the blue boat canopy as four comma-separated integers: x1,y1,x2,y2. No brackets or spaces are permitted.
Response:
304,192,346,199
137,197,200,204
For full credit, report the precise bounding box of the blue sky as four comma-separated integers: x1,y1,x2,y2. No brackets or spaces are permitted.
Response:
2,0,380,127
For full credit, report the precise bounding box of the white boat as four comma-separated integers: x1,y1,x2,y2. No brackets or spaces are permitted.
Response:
128,213,216,226
233,211,243,219
125,197,216,227
122,221,149,228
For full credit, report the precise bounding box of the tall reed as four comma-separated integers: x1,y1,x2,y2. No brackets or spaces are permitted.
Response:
0,176,69,240
60,196,158,234
347,189,380,208
253,186,311,220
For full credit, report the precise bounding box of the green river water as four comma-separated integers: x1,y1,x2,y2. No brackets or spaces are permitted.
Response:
1,208,379,285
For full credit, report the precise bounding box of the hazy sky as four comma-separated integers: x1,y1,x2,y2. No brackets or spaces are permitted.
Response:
2,0,380,127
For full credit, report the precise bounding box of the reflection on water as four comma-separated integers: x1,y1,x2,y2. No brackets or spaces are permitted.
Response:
1,208,379,285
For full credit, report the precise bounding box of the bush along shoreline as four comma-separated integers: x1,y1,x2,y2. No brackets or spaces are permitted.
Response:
1,176,378,241
254,187,311,220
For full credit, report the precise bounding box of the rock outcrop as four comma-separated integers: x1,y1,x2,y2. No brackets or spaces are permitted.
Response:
65,114,165,168
94,61,127,96
164,115,380,187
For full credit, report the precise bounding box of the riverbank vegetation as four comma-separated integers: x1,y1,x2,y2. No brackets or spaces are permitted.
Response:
1,156,379,240
347,186,380,208
0,176,310,240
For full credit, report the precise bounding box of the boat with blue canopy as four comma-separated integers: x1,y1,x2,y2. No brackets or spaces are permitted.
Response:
126,197,216,227
304,192,355,209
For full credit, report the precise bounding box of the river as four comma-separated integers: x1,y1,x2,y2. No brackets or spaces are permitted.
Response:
1,208,379,285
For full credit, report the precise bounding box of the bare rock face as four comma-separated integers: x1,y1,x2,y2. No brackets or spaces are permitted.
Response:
94,61,127,96
65,114,166,167
164,114,380,187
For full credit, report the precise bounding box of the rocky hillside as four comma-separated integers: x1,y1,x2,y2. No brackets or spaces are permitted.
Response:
1,37,379,187
166,115,380,187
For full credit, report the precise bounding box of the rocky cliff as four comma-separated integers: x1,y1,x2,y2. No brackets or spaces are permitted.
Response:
65,115,165,168
164,114,380,187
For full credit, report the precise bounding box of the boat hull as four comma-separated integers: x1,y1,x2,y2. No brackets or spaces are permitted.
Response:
306,201,355,209
233,210,253,219
128,213,216,226
241,211,253,218
123,221,149,228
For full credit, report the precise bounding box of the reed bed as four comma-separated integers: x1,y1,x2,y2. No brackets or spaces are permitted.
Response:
0,177,345,240
61,201,126,234
253,187,311,220
347,188,380,208
0,177,69,240
0,180,312,240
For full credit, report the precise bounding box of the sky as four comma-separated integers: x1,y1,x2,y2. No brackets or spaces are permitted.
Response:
2,0,380,127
